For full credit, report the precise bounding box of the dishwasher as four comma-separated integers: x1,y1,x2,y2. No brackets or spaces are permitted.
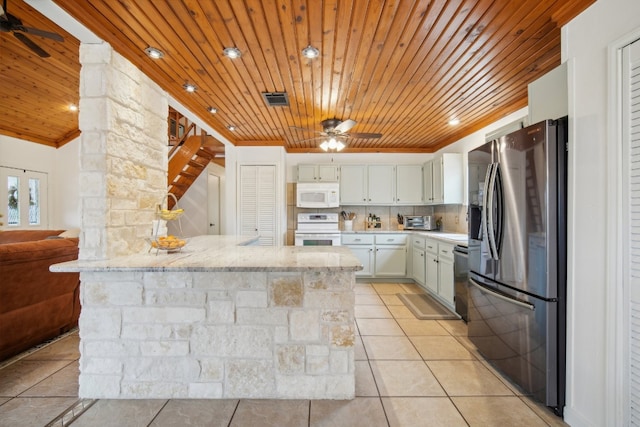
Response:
453,245,469,322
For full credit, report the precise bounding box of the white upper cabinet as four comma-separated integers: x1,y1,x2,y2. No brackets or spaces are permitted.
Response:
297,164,339,182
424,153,463,205
340,164,395,205
396,164,423,204
340,165,368,204
367,165,395,204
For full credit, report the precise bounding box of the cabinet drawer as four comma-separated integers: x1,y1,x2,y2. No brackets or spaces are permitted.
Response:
425,238,438,254
375,234,407,245
342,234,374,245
438,243,454,260
412,236,426,249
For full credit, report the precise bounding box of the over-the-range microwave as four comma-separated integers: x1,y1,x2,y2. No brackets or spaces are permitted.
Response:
296,183,340,208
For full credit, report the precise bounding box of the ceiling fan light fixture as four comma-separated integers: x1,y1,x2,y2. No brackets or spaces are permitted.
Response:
319,137,345,152
144,47,164,59
223,47,242,59
183,83,197,93
302,45,319,59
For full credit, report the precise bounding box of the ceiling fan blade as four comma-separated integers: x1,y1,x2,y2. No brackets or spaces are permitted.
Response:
289,125,311,132
334,119,357,133
296,136,325,143
13,32,50,57
349,132,382,139
15,25,63,42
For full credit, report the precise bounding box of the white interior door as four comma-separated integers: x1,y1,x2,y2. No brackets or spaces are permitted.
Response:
0,166,48,229
238,165,277,246
623,37,640,425
207,173,220,235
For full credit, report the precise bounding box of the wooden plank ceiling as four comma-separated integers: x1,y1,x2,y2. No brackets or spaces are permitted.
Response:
0,0,80,147
4,0,595,152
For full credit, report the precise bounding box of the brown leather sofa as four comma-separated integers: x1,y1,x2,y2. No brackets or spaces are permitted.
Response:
0,229,80,361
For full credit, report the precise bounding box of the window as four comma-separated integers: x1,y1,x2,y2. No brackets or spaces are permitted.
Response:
0,167,48,228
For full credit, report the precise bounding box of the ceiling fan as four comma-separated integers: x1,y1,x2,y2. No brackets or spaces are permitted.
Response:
292,118,382,151
0,0,64,58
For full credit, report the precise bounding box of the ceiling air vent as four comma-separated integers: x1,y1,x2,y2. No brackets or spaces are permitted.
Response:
262,92,289,107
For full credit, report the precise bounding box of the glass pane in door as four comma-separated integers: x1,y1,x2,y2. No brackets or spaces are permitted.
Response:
29,178,40,225
7,176,19,226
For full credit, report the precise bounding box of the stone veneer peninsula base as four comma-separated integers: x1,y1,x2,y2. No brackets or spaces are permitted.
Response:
51,236,361,400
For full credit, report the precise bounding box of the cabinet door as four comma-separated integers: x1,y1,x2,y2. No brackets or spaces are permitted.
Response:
396,165,423,204
425,252,439,293
432,157,444,204
340,165,368,204
412,248,426,285
349,246,373,277
441,153,463,204
424,160,434,204
438,257,455,309
297,164,317,182
367,165,395,204
375,246,406,277
317,165,339,182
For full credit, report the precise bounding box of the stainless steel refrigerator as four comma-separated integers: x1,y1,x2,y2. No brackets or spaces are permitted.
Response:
467,118,567,416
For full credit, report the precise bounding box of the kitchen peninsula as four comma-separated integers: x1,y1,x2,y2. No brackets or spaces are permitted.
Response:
51,235,362,400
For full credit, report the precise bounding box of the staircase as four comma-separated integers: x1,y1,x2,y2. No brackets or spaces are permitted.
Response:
167,108,225,208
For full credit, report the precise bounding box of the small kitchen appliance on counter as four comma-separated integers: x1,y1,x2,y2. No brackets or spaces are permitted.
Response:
294,213,340,246
403,215,438,230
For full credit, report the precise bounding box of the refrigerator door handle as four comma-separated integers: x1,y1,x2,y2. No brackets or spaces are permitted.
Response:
469,277,535,311
481,163,494,253
486,163,499,260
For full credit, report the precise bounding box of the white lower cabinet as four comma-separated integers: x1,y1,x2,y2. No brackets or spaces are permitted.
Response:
411,235,426,285
423,238,455,310
342,233,406,278
341,234,374,277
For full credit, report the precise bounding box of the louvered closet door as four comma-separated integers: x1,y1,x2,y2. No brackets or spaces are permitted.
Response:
239,165,277,246
256,166,276,245
624,38,640,424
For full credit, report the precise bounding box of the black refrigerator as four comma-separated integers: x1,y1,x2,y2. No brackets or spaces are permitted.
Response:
467,118,567,416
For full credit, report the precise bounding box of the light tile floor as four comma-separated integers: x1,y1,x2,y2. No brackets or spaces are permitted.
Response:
0,282,568,426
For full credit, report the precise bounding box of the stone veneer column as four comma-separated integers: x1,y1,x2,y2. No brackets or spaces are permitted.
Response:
78,43,168,259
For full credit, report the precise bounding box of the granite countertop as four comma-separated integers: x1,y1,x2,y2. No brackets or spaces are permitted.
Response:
50,235,363,273
341,229,468,246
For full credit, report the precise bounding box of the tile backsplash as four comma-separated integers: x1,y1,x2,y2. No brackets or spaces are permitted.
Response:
285,183,467,245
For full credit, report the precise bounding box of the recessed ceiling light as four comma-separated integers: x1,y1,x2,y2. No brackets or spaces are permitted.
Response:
183,83,197,93
207,107,218,114
301,45,319,59
144,46,164,59
68,104,78,112
448,118,460,126
227,125,236,131
223,47,241,59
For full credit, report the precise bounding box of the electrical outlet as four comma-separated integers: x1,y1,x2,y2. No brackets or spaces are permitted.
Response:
455,215,459,224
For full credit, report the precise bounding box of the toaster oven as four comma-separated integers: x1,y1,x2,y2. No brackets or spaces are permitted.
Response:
403,215,438,230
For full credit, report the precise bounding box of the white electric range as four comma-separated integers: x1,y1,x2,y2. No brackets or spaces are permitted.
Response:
294,213,341,246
